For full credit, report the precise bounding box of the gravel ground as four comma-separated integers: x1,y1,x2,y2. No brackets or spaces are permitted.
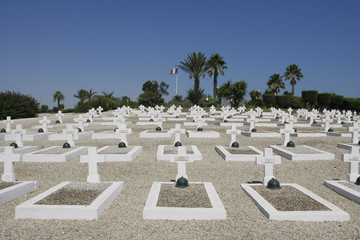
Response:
0,182,19,190
0,112,360,239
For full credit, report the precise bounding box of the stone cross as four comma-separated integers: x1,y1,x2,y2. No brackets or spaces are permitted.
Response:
56,111,64,123
73,115,87,132
114,115,126,128
12,124,26,135
63,124,74,134
346,111,352,122
115,123,132,146
336,112,343,124
196,116,206,130
39,116,50,132
97,106,103,116
66,133,75,146
80,147,105,183
14,134,24,147
342,146,360,182
256,148,281,185
247,114,258,132
170,124,185,145
348,121,360,144
88,108,97,118
226,125,241,146
322,114,332,132
3,116,14,132
280,124,295,146
169,146,194,181
210,105,216,115
287,115,296,128
0,147,22,182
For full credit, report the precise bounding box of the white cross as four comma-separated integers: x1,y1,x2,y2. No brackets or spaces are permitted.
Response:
342,146,360,182
0,147,22,182
170,124,185,145
322,114,332,132
348,121,360,144
346,111,352,121
226,125,241,147
247,114,258,132
39,116,50,132
287,115,296,128
256,148,281,185
73,115,87,132
169,146,194,181
280,124,295,146
12,124,26,135
97,106,103,115
3,116,14,132
80,147,105,183
196,116,206,130
66,133,75,146
115,123,132,146
336,113,343,124
56,111,64,123
62,124,74,134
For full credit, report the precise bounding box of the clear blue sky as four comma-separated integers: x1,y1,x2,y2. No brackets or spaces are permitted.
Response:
1,0,359,108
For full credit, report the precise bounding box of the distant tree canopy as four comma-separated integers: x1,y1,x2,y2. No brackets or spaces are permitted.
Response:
218,80,247,107
0,91,39,120
138,80,169,107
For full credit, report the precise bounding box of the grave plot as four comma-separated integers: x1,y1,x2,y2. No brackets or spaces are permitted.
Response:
139,121,171,138
92,123,130,140
241,129,281,138
270,145,334,161
97,145,142,162
16,147,124,220
241,148,349,221
143,146,226,220
0,147,39,205
0,146,38,154
22,145,88,162
241,183,349,221
185,117,220,139
15,181,123,220
337,121,360,150
48,124,93,141
215,125,262,161
324,146,360,204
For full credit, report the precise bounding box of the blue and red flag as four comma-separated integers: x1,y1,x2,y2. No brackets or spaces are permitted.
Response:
170,68,178,75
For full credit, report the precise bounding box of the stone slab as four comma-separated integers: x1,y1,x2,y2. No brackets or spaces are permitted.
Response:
143,182,226,220
139,130,171,138
241,132,281,138
270,145,335,161
157,145,202,161
22,146,88,162
215,146,262,161
15,181,123,220
241,183,349,221
0,181,38,205
324,180,360,204
185,130,220,138
97,146,143,162
91,131,122,139
0,146,38,154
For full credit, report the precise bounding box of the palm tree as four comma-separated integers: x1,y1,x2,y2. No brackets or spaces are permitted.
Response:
87,89,97,103
266,74,285,96
53,91,65,109
73,89,89,104
206,53,227,100
283,64,303,95
177,52,208,91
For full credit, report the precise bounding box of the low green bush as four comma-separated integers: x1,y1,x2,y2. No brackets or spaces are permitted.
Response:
0,91,40,120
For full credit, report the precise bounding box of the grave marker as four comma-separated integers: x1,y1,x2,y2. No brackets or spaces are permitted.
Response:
342,146,360,182
80,147,105,183
3,116,14,132
256,148,281,185
226,125,241,147
0,147,22,182
39,116,50,132
280,124,295,146
170,124,185,145
56,111,64,123
348,121,360,144
115,123,132,146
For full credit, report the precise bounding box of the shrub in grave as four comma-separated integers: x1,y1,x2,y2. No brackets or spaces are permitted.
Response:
301,90,318,108
287,96,302,109
263,94,276,108
342,98,360,112
317,93,332,109
330,94,344,109
275,95,289,109
0,91,40,120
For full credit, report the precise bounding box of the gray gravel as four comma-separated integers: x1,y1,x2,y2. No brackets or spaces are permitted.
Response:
0,112,360,239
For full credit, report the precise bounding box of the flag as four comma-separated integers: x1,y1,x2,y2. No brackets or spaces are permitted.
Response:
170,68,178,75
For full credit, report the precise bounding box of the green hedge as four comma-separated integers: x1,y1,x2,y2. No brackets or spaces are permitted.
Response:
317,93,331,109
287,96,302,109
275,95,289,109
342,98,360,112
302,90,318,107
263,94,276,108
0,91,39,120
330,94,344,109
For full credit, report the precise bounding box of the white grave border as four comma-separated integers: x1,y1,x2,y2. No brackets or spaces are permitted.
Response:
270,145,335,161
324,180,360,204
22,146,88,162
0,181,38,205
215,146,262,161
157,145,202,161
241,183,349,221
15,181,123,220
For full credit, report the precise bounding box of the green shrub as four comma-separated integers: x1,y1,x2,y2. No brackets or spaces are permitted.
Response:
263,94,276,108
167,95,193,108
287,96,302,109
186,88,204,105
342,98,360,112
62,108,74,113
330,94,344,109
0,91,40,120
317,93,331,109
276,95,289,109
302,90,318,108
40,105,49,113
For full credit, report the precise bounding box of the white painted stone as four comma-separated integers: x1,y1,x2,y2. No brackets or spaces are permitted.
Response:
348,121,360,144
0,147,21,182
0,181,38,206
170,124,185,145
324,180,360,204
270,145,335,161
241,183,349,221
39,116,50,132
280,124,295,146
342,146,360,182
215,146,262,161
256,148,281,185
15,181,123,220
157,145,202,161
97,146,143,162
3,116,13,132
22,146,88,162
226,125,241,147
143,182,226,220
80,147,105,183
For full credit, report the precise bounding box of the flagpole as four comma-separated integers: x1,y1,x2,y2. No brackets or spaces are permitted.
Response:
176,72,178,96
